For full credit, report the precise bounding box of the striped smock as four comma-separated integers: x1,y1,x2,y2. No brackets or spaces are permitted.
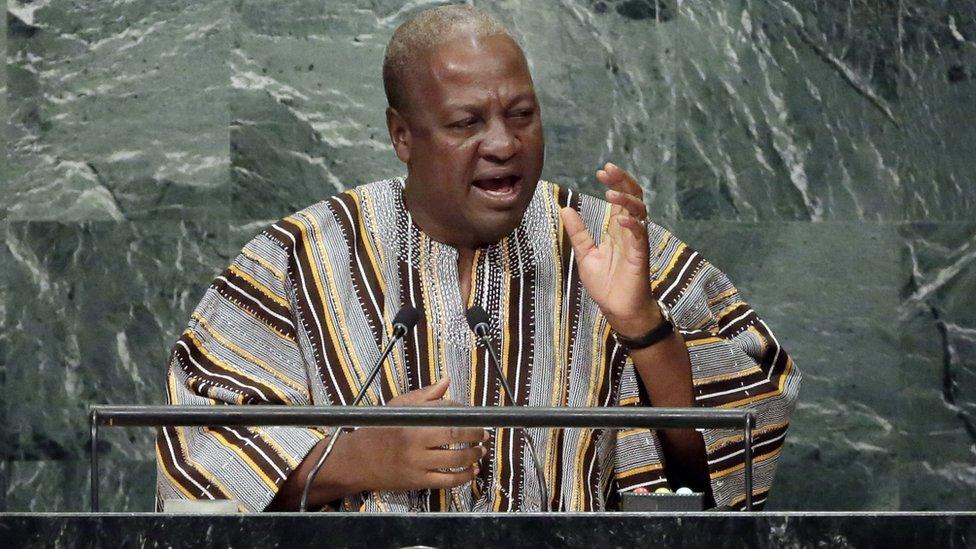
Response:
156,178,800,512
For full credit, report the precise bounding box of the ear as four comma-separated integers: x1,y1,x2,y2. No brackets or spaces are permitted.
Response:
386,106,411,164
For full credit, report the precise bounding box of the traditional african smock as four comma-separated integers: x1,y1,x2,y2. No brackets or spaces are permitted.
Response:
156,178,800,512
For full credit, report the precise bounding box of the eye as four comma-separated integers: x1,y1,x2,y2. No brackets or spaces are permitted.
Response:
508,108,535,121
450,116,480,129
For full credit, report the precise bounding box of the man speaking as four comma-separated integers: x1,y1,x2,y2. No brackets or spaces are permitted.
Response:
156,5,800,513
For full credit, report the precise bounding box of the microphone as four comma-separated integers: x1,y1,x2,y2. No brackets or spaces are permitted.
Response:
299,305,420,512
465,305,550,512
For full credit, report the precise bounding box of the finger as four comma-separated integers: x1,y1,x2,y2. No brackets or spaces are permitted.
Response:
389,376,450,405
421,445,488,470
423,426,490,447
601,162,643,199
419,376,450,402
559,207,597,259
606,189,647,220
615,216,650,266
423,467,480,489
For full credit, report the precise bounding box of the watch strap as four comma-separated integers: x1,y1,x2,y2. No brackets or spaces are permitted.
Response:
613,319,674,350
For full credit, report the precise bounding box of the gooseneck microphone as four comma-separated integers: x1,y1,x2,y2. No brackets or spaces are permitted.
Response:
299,305,420,512
465,305,551,512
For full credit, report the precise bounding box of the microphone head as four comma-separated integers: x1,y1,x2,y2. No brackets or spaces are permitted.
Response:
392,306,420,333
465,305,491,335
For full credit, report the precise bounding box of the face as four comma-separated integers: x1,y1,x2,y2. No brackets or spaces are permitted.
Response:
387,33,545,249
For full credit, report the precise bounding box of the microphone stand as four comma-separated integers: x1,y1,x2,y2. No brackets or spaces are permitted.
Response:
299,307,418,512
467,306,551,512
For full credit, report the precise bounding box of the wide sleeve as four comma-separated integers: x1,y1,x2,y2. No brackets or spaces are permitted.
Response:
647,223,801,510
155,230,324,512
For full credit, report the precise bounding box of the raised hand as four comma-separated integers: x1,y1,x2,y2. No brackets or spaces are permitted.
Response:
558,162,664,338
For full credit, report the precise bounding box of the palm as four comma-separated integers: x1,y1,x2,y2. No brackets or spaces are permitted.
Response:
574,207,647,311
559,163,658,332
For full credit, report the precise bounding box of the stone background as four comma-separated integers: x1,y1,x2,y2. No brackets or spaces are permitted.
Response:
1,0,973,511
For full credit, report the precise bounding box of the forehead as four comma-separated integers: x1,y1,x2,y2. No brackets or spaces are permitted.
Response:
410,34,534,107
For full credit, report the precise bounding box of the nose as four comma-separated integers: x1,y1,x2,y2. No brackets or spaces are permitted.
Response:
480,119,519,163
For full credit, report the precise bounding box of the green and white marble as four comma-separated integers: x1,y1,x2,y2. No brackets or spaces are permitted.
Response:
1,0,974,511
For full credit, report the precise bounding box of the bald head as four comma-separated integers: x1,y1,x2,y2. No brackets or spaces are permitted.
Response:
383,5,521,112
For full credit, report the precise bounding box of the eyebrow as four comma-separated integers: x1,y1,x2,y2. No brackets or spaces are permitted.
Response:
444,91,537,112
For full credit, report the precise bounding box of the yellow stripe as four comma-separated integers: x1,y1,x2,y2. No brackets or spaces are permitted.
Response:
419,237,438,389
685,335,725,348
358,189,405,399
433,245,449,390
615,463,664,479
618,395,640,406
209,288,296,342
348,190,388,298
292,212,365,396
168,411,235,498
207,428,279,490
718,358,795,409
652,229,671,261
617,428,651,439
184,330,290,404
710,445,783,480
228,264,290,310
545,184,565,493
155,439,197,500
468,248,482,406
192,313,306,397
650,240,689,293
492,426,506,512
350,190,399,401
500,238,512,401
241,247,285,281
693,364,763,386
573,291,613,509
705,421,790,453
164,364,237,500
708,286,739,306
255,428,324,469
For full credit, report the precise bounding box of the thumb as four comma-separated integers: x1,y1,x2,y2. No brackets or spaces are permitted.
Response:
420,376,450,402
560,207,596,260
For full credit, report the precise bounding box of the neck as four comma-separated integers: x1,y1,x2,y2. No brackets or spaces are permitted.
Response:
457,247,477,305
402,176,474,249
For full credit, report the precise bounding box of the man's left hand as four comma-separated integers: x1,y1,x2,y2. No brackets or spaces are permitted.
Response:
559,162,664,338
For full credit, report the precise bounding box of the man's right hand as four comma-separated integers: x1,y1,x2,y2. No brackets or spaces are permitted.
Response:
269,376,488,510
349,376,488,492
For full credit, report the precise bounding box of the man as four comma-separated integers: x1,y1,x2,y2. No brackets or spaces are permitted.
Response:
156,6,799,513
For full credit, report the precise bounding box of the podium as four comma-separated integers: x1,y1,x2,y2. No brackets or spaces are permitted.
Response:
89,405,756,511
0,407,966,546
4,513,976,547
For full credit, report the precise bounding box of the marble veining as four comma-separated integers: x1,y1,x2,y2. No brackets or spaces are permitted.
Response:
1,0,973,512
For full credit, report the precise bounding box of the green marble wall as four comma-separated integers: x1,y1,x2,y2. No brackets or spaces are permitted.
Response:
1,0,973,511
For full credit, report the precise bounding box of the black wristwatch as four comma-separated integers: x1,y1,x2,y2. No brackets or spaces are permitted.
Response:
613,318,674,350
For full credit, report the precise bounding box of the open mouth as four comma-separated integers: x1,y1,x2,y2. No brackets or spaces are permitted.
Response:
472,175,521,199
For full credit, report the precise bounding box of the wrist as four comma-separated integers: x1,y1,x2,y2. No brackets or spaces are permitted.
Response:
607,305,665,340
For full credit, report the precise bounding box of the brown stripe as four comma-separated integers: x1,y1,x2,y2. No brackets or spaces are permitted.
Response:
397,240,431,393
695,368,769,400
157,426,231,499
328,192,386,349
220,426,292,484
276,218,350,405
212,269,296,339
729,488,770,511
652,245,698,305
707,423,789,465
173,333,277,404
660,252,707,306
508,236,538,509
